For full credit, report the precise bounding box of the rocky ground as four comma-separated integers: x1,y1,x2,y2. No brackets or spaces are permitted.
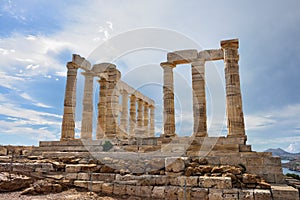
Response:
0,189,122,200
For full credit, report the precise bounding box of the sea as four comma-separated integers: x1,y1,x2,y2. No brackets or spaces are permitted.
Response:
281,160,300,176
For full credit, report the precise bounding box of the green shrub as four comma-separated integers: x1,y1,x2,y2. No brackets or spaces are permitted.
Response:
238,163,247,173
286,173,300,180
102,141,113,151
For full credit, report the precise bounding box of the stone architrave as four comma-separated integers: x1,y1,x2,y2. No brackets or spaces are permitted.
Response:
120,90,129,132
81,71,94,140
191,60,207,137
105,65,120,138
129,95,137,136
161,62,176,137
96,78,107,139
149,105,155,137
61,62,78,140
221,39,246,138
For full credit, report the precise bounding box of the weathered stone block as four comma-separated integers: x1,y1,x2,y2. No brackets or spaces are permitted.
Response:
113,184,126,196
177,187,191,200
65,164,97,173
152,186,165,199
190,188,208,199
167,49,198,64
102,183,113,195
222,189,239,199
140,186,153,198
208,189,223,200
170,176,198,187
164,186,178,199
239,189,254,200
165,157,185,173
74,180,88,188
253,189,272,200
198,49,223,61
271,184,299,200
125,184,136,196
91,181,103,192
199,176,232,189
92,173,115,182
155,175,169,185
65,173,77,180
77,173,89,180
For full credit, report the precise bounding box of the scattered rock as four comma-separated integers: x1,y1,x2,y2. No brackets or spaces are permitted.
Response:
21,180,62,195
0,172,33,192
0,147,8,156
242,173,259,184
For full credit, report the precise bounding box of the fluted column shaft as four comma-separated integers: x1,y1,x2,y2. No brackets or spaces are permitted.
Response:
81,71,94,140
191,60,207,137
161,62,176,137
221,39,246,137
149,105,155,137
137,99,143,128
129,95,136,136
143,102,149,136
61,62,78,140
105,66,120,138
96,78,107,139
120,90,128,132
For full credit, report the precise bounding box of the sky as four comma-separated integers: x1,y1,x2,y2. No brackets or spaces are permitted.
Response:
0,0,300,152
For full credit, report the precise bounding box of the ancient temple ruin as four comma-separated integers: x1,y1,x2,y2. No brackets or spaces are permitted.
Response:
27,39,299,199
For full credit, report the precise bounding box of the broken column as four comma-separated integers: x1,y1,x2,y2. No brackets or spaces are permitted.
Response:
129,95,136,136
81,71,94,140
96,78,107,139
191,60,207,137
221,39,246,138
120,90,128,132
61,62,78,140
161,62,176,137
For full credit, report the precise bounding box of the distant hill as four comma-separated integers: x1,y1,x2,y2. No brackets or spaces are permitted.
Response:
264,148,300,160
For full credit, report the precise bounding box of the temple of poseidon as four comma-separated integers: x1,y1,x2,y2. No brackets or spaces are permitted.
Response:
1,39,299,199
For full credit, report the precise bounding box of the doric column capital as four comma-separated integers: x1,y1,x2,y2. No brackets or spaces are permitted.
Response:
160,62,176,69
221,39,239,49
67,62,79,70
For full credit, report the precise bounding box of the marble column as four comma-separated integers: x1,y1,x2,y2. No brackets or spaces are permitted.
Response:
120,90,129,132
81,71,94,140
105,65,120,138
191,60,207,137
149,105,155,137
161,62,176,137
137,99,143,128
143,102,149,136
221,39,246,138
96,78,107,139
129,95,136,136
61,62,78,140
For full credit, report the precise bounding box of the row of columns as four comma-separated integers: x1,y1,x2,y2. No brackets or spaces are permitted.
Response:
161,39,245,138
61,64,155,141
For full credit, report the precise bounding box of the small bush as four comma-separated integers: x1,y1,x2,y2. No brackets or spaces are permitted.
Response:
102,141,113,151
238,163,247,173
286,173,300,180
